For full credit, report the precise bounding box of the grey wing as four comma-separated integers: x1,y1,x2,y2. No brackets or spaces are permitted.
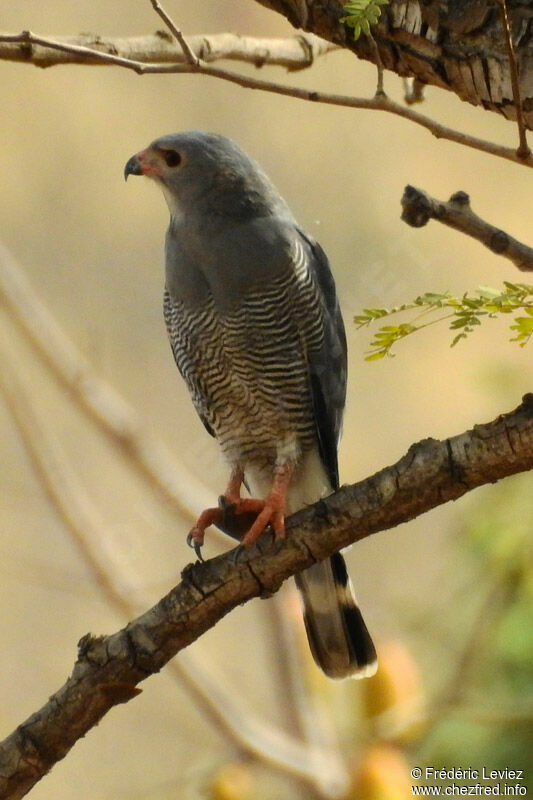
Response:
163,288,216,439
298,230,347,491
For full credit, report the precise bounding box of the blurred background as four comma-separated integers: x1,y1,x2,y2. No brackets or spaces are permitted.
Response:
1,2,531,798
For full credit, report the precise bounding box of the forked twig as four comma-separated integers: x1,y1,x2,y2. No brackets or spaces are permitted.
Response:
149,0,200,66
401,186,533,271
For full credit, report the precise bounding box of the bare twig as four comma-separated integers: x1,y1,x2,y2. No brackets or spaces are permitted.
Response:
149,0,200,66
1,31,532,169
0,394,532,798
401,186,533,271
0,345,348,799
367,32,385,97
496,0,531,159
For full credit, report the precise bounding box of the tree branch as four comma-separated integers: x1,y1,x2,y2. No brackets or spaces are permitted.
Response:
1,394,532,799
401,186,533,272
0,30,335,70
0,343,348,798
1,30,532,168
0,244,347,795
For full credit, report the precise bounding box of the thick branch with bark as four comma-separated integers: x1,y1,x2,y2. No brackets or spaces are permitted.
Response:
1,395,532,800
252,0,533,129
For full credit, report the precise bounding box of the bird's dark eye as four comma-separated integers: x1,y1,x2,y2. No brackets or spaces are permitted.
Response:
163,150,181,168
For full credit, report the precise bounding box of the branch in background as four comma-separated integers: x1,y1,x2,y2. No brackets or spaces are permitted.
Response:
0,348,346,798
0,242,213,520
0,30,531,169
429,579,514,716
0,395,532,799
0,30,336,70
401,186,533,272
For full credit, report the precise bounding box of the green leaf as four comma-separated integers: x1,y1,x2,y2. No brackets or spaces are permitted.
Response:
451,332,467,347
354,282,533,361
365,349,388,361
341,0,389,40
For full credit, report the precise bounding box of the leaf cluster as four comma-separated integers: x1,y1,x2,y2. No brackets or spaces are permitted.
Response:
340,0,389,40
353,282,533,360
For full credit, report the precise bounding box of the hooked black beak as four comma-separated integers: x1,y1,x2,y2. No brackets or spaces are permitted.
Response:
124,154,143,181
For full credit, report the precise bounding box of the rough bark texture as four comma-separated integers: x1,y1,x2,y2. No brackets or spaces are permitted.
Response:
1,394,532,800
252,0,533,129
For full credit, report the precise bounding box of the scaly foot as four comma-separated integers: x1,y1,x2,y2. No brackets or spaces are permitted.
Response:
187,463,294,555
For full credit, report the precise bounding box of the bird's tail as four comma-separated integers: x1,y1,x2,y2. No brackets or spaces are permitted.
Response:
294,553,377,680
246,451,377,679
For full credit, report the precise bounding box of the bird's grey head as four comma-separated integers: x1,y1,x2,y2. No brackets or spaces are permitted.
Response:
124,131,290,221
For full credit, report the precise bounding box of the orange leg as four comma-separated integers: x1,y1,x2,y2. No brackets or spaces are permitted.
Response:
187,467,245,550
240,464,293,546
187,463,294,554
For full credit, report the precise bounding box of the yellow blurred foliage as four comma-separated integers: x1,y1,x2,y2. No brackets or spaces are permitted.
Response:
362,640,423,740
346,744,412,800
209,761,254,800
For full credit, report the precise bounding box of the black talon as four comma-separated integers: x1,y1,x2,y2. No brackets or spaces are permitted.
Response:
187,532,205,562
194,541,205,562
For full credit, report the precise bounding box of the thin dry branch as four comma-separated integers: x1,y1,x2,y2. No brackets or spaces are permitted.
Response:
1,394,532,799
0,30,335,70
401,186,533,271
1,30,532,169
0,344,347,797
496,0,531,158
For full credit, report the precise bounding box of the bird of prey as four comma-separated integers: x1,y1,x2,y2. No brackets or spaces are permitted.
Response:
125,132,377,679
